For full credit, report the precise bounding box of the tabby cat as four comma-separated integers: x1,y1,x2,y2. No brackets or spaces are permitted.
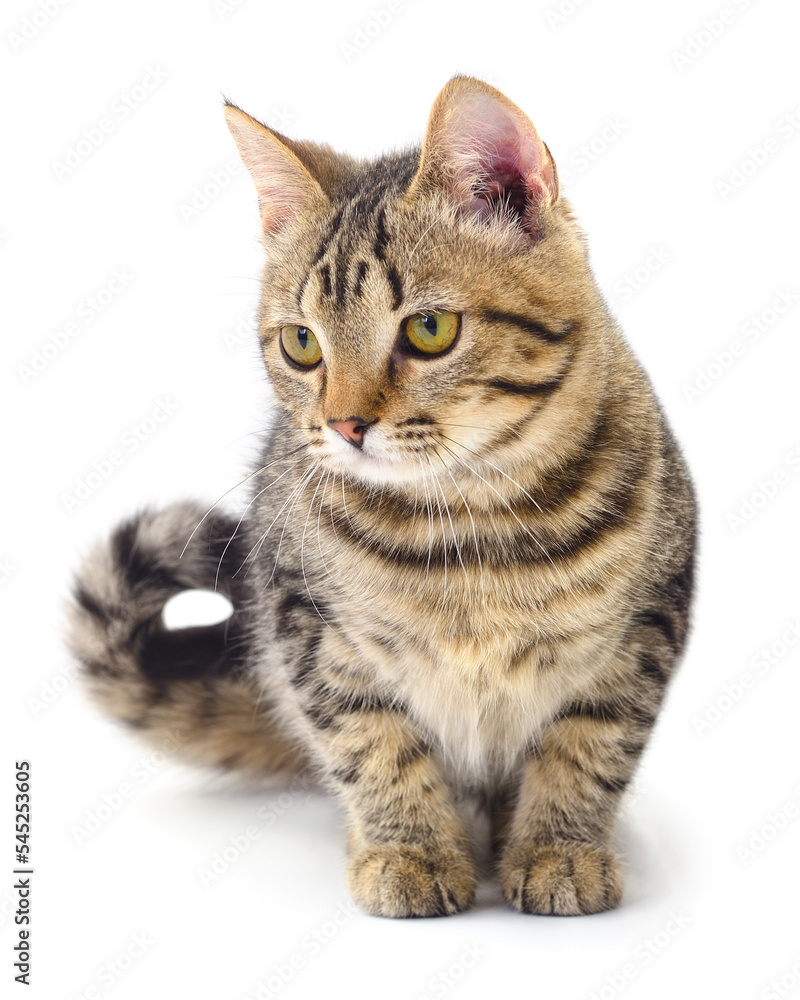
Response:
68,77,696,918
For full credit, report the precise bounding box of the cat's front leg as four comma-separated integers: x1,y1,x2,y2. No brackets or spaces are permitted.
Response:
497,645,667,915
293,636,475,918
343,714,476,918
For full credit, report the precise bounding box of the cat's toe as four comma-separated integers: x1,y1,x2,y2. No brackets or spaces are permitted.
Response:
499,842,622,915
347,845,475,918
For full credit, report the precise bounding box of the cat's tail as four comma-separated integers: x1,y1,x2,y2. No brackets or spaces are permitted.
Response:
66,501,308,778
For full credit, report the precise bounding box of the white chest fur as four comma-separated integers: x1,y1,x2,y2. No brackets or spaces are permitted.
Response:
388,635,581,785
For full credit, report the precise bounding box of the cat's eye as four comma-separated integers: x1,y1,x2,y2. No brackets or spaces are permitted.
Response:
403,311,460,356
280,325,322,368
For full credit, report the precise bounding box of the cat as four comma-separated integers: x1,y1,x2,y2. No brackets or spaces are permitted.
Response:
67,76,696,919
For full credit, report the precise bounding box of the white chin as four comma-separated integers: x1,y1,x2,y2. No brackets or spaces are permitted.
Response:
331,447,423,486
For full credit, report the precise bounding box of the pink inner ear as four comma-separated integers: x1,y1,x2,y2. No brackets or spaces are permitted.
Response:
256,169,313,236
225,106,324,238
444,93,557,228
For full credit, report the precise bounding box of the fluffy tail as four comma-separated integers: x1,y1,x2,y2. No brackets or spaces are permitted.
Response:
67,501,307,778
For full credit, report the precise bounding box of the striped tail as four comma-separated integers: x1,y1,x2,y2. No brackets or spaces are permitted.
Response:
66,501,307,778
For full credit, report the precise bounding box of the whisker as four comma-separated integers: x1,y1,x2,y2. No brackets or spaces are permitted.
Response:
328,472,341,544
429,457,450,588
180,441,312,559
438,440,569,592
434,422,496,431
431,449,480,580
340,475,355,531
407,218,441,264
416,455,435,579
441,434,546,514
300,470,331,626
240,462,318,581
263,463,321,587
425,453,464,587
214,457,308,588
316,470,334,576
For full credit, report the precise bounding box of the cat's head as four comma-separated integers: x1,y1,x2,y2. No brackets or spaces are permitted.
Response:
225,77,606,492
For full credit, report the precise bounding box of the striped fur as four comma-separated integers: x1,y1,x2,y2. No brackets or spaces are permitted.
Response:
68,78,696,917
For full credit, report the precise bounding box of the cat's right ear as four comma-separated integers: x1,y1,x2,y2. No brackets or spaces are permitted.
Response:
224,104,327,239
407,77,559,242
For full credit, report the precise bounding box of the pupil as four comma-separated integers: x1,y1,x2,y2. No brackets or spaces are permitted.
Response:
298,327,309,349
422,315,437,334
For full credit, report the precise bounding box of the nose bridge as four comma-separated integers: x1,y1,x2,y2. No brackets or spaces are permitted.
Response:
322,351,382,424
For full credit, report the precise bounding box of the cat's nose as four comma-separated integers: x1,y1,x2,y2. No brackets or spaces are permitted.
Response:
327,416,373,449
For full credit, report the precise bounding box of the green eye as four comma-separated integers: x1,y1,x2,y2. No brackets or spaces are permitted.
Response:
403,311,460,355
280,325,322,367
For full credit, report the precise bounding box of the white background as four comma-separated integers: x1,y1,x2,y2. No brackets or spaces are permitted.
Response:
3,0,800,997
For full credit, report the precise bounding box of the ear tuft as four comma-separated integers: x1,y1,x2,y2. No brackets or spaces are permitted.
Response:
408,77,558,241
223,104,327,238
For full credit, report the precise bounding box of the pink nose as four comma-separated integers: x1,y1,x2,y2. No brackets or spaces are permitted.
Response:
328,417,370,448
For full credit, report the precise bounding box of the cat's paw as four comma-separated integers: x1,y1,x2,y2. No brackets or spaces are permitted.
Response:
499,842,622,915
347,845,476,918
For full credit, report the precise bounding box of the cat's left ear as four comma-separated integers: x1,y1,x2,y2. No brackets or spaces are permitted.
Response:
407,77,559,242
224,104,328,239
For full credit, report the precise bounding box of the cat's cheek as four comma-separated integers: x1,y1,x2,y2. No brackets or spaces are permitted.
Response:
267,367,323,422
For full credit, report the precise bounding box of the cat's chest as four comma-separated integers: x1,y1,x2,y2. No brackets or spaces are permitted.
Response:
376,630,597,783
309,505,601,774
336,590,602,780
